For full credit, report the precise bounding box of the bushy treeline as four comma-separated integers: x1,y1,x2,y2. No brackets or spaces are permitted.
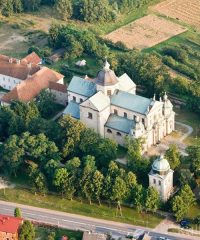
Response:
0,0,153,23
0,98,162,213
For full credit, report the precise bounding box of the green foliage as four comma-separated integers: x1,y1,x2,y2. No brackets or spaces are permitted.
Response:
55,0,73,20
14,207,22,217
187,145,200,177
145,186,160,213
165,144,181,170
172,184,196,221
19,220,35,240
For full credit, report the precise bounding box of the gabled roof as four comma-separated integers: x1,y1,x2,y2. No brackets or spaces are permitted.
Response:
111,90,152,114
68,76,96,97
0,214,23,234
63,101,80,119
0,54,40,80
105,114,135,133
118,73,136,92
21,52,41,65
2,67,64,103
49,82,67,93
81,91,110,112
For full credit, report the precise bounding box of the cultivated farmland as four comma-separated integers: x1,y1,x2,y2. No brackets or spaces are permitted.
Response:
151,0,200,30
105,15,186,50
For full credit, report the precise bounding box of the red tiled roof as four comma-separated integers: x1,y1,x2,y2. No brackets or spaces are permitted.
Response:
21,52,41,65
0,54,40,80
49,81,67,93
0,214,23,234
2,67,64,103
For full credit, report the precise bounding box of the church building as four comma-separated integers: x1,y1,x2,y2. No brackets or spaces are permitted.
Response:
63,60,175,150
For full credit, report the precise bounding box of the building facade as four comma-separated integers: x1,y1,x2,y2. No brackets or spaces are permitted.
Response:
149,155,174,202
0,214,23,240
64,60,175,150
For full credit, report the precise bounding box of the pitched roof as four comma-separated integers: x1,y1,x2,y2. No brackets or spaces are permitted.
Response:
49,82,67,93
0,54,40,80
118,73,136,92
68,76,96,97
111,90,152,114
21,52,41,65
105,114,135,133
0,214,23,234
2,67,64,103
63,101,80,119
85,91,110,111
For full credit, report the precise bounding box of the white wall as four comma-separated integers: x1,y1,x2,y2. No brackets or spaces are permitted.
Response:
0,74,22,90
96,84,119,96
68,91,88,103
104,127,127,146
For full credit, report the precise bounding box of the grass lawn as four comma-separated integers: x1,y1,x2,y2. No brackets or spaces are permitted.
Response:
174,107,200,145
35,225,83,240
0,187,163,228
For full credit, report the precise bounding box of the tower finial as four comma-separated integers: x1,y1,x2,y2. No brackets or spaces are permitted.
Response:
164,92,168,101
153,94,156,101
104,57,110,70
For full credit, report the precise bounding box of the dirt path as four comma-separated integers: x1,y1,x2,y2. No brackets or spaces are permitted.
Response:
176,121,193,142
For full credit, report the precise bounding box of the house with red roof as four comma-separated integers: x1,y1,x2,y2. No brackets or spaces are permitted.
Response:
0,214,23,240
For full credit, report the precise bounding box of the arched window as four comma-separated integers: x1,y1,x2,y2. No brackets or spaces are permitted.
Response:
124,112,127,118
107,129,112,134
116,132,122,136
153,179,156,184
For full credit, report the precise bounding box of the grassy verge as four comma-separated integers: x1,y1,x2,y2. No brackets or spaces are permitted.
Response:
0,187,163,228
35,225,83,240
168,228,200,237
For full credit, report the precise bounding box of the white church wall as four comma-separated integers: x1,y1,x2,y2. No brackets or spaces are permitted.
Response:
68,91,88,104
0,74,22,91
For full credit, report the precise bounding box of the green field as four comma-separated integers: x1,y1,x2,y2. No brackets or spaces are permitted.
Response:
0,187,163,228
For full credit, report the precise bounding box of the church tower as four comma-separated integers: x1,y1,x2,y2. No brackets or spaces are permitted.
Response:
95,60,119,96
148,155,173,202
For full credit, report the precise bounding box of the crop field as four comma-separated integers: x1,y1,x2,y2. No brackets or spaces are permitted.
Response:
151,0,200,30
105,15,186,50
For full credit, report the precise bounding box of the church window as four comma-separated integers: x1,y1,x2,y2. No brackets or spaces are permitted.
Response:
107,90,111,96
159,181,161,186
114,109,118,115
80,98,83,103
153,179,156,184
142,118,145,124
124,112,127,118
107,129,112,134
116,132,122,136
73,96,76,102
88,112,93,119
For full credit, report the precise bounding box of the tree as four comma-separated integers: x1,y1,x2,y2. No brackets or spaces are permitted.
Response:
2,135,24,176
187,145,200,177
53,168,70,197
19,220,35,240
36,90,56,119
165,144,181,170
111,176,127,216
132,184,145,213
0,0,13,16
59,115,85,158
14,207,22,217
23,0,41,11
55,0,72,20
172,184,196,221
145,187,160,213
92,170,104,205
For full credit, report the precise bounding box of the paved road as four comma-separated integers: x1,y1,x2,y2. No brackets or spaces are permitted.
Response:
0,201,198,240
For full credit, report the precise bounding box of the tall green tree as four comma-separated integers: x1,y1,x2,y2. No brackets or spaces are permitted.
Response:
165,144,181,170
145,187,160,213
172,184,196,221
92,170,104,205
55,0,72,20
19,220,35,240
53,168,70,197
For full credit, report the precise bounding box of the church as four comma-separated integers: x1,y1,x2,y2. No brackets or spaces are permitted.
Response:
64,60,175,150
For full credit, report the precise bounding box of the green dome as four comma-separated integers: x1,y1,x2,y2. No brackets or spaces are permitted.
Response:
152,155,170,173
